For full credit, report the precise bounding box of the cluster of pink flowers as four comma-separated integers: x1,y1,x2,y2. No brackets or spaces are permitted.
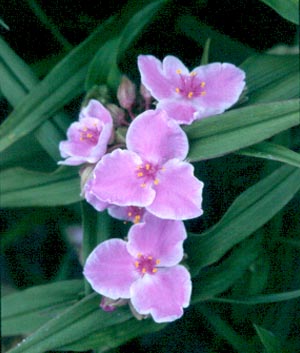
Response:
59,55,245,323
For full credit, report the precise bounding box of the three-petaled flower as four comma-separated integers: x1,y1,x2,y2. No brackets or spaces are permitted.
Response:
84,109,204,220
83,214,191,323
138,55,246,124
59,99,113,165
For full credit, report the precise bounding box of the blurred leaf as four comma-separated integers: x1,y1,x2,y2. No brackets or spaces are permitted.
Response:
185,99,299,162
185,165,300,275
237,141,300,168
254,324,282,353
0,37,73,161
0,166,81,207
0,14,119,153
85,0,167,91
2,280,84,336
191,234,261,300
241,54,299,104
197,304,253,353
177,15,255,65
260,0,299,25
7,292,164,353
210,289,300,305
200,38,211,65
0,18,9,30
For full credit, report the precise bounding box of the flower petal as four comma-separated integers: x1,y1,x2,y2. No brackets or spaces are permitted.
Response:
162,55,189,84
108,205,146,224
130,266,192,323
127,213,187,266
87,149,155,207
84,177,109,212
80,99,113,125
126,109,189,163
147,159,204,220
138,55,174,99
83,239,138,299
157,99,201,125
193,62,246,119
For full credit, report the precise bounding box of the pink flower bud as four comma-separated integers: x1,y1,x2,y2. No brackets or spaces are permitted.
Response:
117,76,136,110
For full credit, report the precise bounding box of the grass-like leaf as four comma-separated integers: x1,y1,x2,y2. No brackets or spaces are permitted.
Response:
185,99,299,162
1,280,84,336
185,165,300,275
260,0,299,25
237,141,300,168
0,166,81,207
254,324,283,353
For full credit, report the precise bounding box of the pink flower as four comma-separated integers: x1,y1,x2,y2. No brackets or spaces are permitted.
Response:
138,55,246,124
108,205,146,224
83,214,192,323
58,99,113,165
84,109,203,220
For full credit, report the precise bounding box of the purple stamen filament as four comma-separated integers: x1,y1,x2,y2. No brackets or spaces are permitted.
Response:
135,253,160,275
175,69,206,98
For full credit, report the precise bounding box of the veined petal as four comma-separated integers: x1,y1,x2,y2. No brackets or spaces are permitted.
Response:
127,213,187,267
162,55,189,84
193,62,246,119
84,178,109,212
138,55,174,99
80,99,113,125
87,149,155,207
83,239,138,300
157,99,202,125
130,266,192,323
126,109,189,163
147,159,204,220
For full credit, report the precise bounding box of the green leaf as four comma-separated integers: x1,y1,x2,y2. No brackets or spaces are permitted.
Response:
197,304,253,353
0,166,81,207
185,165,300,276
1,280,84,336
85,0,167,91
260,0,299,25
0,15,121,153
238,141,300,168
191,234,261,301
185,99,299,162
254,324,282,353
208,289,300,305
241,54,299,104
7,292,164,353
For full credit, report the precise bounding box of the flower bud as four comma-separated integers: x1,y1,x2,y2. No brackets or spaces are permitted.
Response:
117,76,136,110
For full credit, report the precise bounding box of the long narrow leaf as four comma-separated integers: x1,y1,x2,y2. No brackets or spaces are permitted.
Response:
254,324,282,353
1,166,81,207
185,165,300,275
260,0,299,24
2,280,84,336
185,99,299,162
237,141,300,168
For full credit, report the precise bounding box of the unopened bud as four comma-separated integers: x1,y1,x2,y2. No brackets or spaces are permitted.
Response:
117,76,136,109
106,103,126,127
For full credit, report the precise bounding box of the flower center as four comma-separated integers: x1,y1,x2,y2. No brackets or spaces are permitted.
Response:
136,162,160,188
79,122,101,144
134,253,160,275
175,69,206,99
126,206,145,224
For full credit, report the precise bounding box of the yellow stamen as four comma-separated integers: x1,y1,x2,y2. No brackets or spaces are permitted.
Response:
156,259,161,265
142,268,146,274
152,268,158,273
140,183,147,188
135,261,139,268
148,256,153,260
201,81,206,87
154,179,159,185
145,164,150,170
134,215,141,224
176,69,182,74
188,92,193,98
137,253,142,258
190,71,197,76
137,172,144,177
80,137,84,141
175,87,180,93
128,212,132,217
83,127,88,132
201,91,206,96
87,133,93,138
161,167,166,172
